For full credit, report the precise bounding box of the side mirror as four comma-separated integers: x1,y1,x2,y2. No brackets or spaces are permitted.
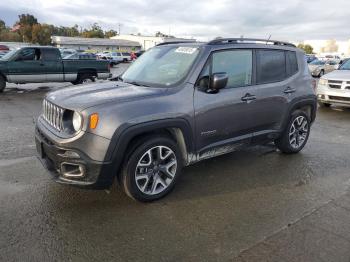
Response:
208,73,228,93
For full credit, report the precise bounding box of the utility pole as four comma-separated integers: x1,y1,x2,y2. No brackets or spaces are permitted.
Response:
118,23,122,35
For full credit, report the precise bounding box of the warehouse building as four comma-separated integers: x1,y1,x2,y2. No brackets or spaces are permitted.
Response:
51,36,141,52
111,34,196,50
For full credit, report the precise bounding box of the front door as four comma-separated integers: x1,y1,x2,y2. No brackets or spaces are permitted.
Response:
7,48,45,83
194,49,255,158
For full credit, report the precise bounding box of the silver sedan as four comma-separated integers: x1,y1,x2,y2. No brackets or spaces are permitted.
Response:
308,59,338,77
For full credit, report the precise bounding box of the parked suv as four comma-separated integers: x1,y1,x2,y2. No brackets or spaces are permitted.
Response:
35,38,317,201
317,58,350,107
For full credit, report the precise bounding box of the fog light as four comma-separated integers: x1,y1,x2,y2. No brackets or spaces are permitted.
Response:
61,162,85,177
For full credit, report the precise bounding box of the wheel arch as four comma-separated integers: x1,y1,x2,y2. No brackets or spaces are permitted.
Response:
77,68,98,78
282,96,317,131
104,118,195,183
0,71,7,82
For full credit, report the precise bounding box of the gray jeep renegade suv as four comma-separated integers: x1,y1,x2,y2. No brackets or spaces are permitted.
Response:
35,38,317,201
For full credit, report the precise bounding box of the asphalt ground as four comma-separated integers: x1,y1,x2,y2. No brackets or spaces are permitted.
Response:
1,65,350,261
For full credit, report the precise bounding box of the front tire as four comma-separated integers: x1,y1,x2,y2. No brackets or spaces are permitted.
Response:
275,110,311,154
0,75,6,93
121,136,183,202
319,70,324,77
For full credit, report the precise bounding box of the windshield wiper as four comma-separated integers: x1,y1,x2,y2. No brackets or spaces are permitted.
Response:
124,80,150,87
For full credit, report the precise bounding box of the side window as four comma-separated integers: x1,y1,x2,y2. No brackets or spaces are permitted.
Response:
18,48,37,61
256,50,286,84
42,49,59,61
212,50,252,88
286,51,298,76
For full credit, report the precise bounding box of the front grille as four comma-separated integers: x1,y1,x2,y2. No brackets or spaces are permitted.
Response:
328,96,350,102
42,100,64,131
328,80,343,84
329,84,341,89
328,80,343,89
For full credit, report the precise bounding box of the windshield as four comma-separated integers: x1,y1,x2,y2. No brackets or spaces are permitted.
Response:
122,45,200,87
339,59,350,70
310,60,325,65
0,49,18,61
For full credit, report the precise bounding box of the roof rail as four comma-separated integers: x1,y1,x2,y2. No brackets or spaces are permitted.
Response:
156,40,197,46
207,38,296,47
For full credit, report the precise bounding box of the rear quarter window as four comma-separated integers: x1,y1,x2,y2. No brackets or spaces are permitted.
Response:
286,51,298,76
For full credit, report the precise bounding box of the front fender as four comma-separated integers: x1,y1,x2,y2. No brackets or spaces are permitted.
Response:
101,118,195,178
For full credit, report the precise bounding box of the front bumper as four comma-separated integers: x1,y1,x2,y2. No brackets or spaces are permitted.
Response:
317,84,350,106
35,122,115,189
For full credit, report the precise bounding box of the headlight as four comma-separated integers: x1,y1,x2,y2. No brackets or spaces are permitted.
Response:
319,78,328,86
72,111,82,132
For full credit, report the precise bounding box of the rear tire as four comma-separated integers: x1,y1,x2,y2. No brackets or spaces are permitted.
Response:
275,110,311,154
121,136,183,202
0,75,6,93
75,74,95,85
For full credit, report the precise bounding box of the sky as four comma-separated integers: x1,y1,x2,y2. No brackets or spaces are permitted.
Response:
0,0,350,42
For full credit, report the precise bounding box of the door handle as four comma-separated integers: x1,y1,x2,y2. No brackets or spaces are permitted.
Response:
241,93,256,102
284,87,296,94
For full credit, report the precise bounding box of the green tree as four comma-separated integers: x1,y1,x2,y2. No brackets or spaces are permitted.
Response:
155,31,175,38
32,23,52,45
0,19,6,31
16,14,39,42
297,44,314,54
0,19,22,42
82,23,104,38
104,29,118,38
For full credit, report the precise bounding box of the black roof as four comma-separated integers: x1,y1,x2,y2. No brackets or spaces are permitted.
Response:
157,38,296,48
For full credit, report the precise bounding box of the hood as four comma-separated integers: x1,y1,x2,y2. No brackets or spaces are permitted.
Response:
46,81,168,111
322,70,350,81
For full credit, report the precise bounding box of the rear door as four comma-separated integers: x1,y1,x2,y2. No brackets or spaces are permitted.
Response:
41,48,64,82
6,48,45,83
250,49,295,142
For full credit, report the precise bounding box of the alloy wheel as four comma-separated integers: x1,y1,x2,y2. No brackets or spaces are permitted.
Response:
82,78,93,84
135,146,177,195
289,116,309,149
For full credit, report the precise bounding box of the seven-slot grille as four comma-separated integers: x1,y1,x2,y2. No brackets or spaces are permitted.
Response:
42,99,64,131
328,80,350,89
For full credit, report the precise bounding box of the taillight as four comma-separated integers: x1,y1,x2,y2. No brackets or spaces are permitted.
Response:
107,63,111,71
